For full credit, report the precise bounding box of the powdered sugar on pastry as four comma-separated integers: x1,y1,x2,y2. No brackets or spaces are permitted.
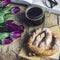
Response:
43,28,52,49
39,42,45,49
33,33,45,47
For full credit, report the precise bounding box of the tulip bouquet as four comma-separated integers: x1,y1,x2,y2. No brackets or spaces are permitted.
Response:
0,0,24,45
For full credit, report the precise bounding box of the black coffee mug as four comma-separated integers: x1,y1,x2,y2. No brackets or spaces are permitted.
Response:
25,5,45,26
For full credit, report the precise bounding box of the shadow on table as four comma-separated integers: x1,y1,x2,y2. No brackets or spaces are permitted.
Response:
16,12,45,27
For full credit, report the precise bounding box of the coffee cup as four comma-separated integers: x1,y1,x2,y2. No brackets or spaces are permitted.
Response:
25,5,45,26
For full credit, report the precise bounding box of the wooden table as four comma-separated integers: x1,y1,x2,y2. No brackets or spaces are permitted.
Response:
0,4,60,60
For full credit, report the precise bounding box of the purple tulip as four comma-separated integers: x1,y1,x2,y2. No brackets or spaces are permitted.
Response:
6,23,18,32
5,20,14,25
5,20,24,32
2,37,13,45
5,20,17,32
18,25,24,33
11,7,20,13
10,31,21,39
2,0,11,7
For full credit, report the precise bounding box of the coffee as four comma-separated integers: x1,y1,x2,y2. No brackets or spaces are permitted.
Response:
27,7,43,19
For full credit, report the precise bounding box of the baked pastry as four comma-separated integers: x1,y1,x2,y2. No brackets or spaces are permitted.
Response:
27,28,60,56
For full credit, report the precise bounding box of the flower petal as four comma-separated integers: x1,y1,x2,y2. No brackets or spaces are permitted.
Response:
2,37,13,44
10,31,21,39
2,0,11,7
6,24,17,32
18,25,24,33
5,20,14,25
5,20,24,32
11,7,20,13
6,21,18,32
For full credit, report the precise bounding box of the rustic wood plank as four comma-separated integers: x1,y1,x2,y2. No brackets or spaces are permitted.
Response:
44,12,57,27
58,15,60,25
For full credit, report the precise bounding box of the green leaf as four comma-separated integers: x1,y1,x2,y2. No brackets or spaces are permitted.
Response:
0,26,7,32
0,23,5,26
0,13,4,17
0,13,5,23
0,33,10,41
0,40,2,44
1,5,12,14
4,15,11,20
0,26,5,27
0,16,4,23
0,23,6,28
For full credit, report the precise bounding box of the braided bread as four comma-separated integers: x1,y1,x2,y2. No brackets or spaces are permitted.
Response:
27,28,60,56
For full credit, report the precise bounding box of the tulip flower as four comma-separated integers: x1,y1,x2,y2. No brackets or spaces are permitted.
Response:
10,31,21,39
18,25,24,33
2,0,11,7
11,7,20,13
2,37,13,44
5,20,13,24
5,20,24,32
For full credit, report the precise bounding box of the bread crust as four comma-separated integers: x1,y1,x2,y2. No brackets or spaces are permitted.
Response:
27,28,59,56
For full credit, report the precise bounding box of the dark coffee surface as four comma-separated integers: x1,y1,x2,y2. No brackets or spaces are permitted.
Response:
27,7,43,19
